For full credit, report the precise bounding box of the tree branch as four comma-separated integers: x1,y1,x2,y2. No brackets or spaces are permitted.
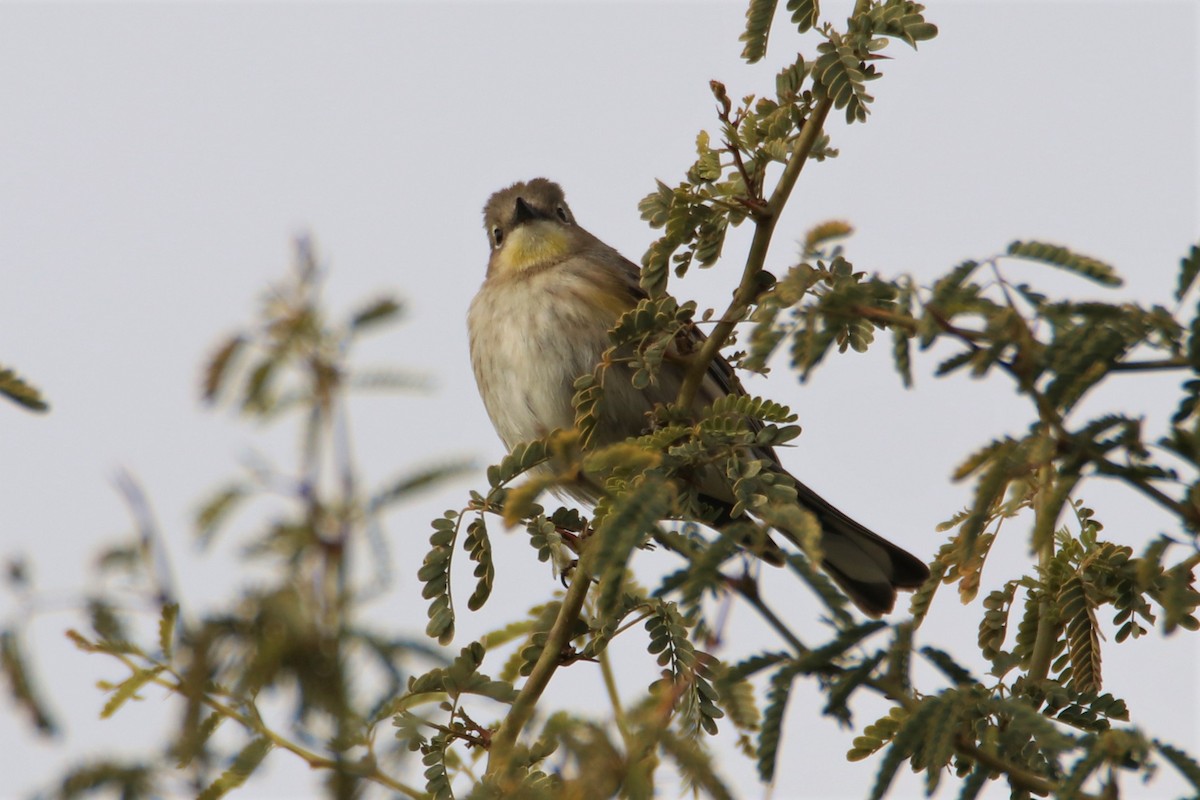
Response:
728,573,808,656
1026,464,1060,684
598,648,634,751
1108,357,1189,372
486,563,593,776
102,649,426,798
676,96,836,410
952,736,1059,798
725,578,1092,800
1090,455,1197,524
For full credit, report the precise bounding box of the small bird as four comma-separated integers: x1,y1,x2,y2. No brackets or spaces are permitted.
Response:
468,178,929,616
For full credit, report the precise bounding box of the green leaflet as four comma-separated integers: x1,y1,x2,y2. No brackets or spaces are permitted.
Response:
592,475,672,621
464,517,494,612
348,296,402,332
1006,240,1122,287
101,666,165,720
1175,242,1200,301
0,630,57,735
0,363,49,412
756,662,801,782
738,0,780,63
812,36,876,123
196,738,272,800
420,510,462,645
1156,740,1200,793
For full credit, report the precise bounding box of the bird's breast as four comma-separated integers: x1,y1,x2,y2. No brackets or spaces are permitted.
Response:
468,266,621,450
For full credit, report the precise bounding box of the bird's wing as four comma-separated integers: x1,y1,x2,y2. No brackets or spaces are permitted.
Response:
607,248,930,612
605,247,773,443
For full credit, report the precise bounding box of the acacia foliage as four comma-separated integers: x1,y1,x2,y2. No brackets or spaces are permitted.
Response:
407,2,1200,798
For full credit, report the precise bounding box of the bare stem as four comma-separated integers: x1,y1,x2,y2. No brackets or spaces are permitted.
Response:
1026,464,1059,684
1108,357,1189,372
599,648,633,750
728,574,808,656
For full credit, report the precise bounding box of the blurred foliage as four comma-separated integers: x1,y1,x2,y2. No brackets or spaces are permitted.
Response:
0,363,49,412
5,239,464,799
5,1,1200,799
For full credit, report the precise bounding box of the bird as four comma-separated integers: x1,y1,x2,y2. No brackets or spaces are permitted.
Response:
467,178,929,616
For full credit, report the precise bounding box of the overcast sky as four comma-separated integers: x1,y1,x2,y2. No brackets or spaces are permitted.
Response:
1,2,1197,798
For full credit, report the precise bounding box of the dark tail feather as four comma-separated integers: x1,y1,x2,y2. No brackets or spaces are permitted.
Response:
701,474,930,616
791,477,930,617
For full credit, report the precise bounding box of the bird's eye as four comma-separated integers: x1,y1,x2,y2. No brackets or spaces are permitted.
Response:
555,206,570,223
492,227,504,247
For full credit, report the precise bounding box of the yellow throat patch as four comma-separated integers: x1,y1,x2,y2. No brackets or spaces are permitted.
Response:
492,222,573,277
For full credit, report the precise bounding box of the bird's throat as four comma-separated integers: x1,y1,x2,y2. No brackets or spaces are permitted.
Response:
492,223,573,277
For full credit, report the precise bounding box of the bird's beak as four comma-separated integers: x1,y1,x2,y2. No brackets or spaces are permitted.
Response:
513,197,536,226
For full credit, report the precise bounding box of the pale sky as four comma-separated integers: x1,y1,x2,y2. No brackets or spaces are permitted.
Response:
1,2,1197,798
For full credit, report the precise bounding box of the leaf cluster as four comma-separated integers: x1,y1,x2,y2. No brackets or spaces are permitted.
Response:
640,0,935,297
738,231,1200,795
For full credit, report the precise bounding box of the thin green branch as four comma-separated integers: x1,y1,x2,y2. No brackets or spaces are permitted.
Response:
728,574,808,656
105,650,426,798
486,563,594,776
599,648,634,750
677,96,836,410
610,609,655,639
1027,464,1060,684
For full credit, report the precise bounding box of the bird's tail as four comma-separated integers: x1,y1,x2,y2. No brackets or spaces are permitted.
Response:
788,476,930,618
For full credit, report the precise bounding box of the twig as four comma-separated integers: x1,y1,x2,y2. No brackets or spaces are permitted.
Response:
103,649,425,798
486,562,594,776
728,574,808,656
712,89,762,206
599,648,634,750
113,470,180,609
1026,464,1060,684
953,736,1060,798
723,574,1091,799
676,95,836,410
1090,455,1197,524
851,305,922,335
1108,357,1189,372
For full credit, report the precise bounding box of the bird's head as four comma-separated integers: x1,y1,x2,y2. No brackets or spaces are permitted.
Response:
483,178,584,278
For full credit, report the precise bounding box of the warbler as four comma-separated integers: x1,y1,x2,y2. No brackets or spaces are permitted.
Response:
468,178,929,616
